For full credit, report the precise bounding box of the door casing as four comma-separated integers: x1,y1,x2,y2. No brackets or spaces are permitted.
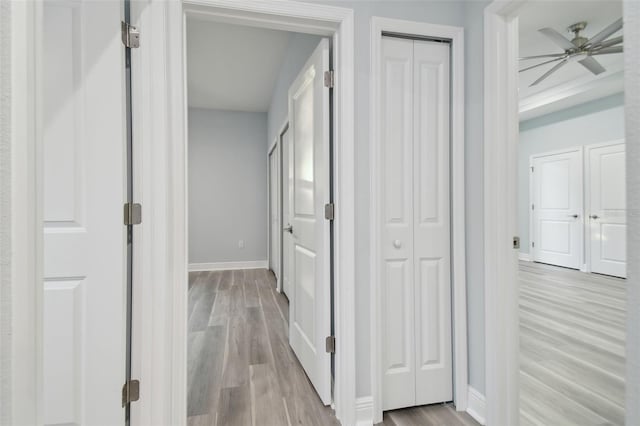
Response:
370,17,467,424
129,1,356,425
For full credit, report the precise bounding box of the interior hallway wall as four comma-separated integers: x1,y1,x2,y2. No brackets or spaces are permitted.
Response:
518,93,625,255
188,108,268,265
268,33,322,144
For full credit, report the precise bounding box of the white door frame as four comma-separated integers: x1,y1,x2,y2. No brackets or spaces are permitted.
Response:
267,138,281,289
484,1,640,425
129,1,356,425
369,17,467,424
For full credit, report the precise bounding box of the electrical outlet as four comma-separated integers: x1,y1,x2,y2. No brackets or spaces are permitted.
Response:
238,240,244,249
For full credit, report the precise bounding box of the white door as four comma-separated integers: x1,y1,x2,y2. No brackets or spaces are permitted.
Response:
379,36,453,411
531,149,583,269
269,146,280,278
587,142,626,278
43,1,126,425
288,38,331,404
282,127,293,298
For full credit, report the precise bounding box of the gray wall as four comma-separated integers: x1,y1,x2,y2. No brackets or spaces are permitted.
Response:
268,33,322,144
188,108,268,264
518,93,625,254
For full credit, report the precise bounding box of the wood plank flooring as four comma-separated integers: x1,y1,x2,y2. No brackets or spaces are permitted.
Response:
519,261,626,426
187,269,339,426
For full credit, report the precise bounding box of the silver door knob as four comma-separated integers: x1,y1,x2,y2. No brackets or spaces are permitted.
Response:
590,215,599,220
569,214,578,218
393,240,402,248
283,225,293,234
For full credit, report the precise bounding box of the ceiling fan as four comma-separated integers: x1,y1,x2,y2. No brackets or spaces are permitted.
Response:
520,18,623,86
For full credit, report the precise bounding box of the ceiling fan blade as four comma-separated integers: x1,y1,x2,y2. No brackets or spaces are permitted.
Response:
587,18,623,46
579,56,606,75
593,35,623,49
519,53,567,60
539,27,576,50
591,46,623,55
519,56,565,73
530,59,568,87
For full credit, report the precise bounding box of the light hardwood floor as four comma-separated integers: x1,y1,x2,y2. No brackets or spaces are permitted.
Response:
187,268,339,426
188,268,480,426
519,261,626,426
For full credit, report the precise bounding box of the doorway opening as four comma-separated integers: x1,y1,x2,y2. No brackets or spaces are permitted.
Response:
185,16,336,425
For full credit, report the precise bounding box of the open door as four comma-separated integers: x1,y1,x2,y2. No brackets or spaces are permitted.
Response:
42,1,128,424
287,38,332,405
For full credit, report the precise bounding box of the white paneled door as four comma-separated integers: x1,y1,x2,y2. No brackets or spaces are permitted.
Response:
269,145,280,278
43,1,126,425
287,38,331,404
587,142,627,278
379,36,452,411
531,149,584,270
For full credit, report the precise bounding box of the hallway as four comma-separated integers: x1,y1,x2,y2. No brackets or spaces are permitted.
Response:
187,269,339,426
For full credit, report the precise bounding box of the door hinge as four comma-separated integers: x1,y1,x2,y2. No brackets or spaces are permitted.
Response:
122,379,140,407
530,166,534,172
532,204,535,211
324,203,335,221
513,236,520,250
325,336,336,353
532,241,535,248
124,203,142,226
121,21,140,48
324,70,334,88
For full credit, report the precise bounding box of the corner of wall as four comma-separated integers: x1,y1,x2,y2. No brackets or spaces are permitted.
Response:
466,386,486,426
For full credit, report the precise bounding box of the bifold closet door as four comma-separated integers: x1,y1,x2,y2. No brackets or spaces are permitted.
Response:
380,36,452,411
588,143,626,278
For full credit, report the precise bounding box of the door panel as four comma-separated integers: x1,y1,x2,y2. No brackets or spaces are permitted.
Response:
588,143,626,277
531,149,583,269
380,37,415,410
413,39,452,406
288,38,331,404
379,36,453,411
43,1,126,425
282,128,292,298
269,148,279,276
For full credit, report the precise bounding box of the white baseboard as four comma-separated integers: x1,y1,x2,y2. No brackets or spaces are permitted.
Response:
355,396,374,426
467,386,486,425
188,260,268,272
518,252,532,262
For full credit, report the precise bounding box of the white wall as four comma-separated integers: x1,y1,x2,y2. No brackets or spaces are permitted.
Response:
188,108,268,264
267,33,322,144
518,93,625,254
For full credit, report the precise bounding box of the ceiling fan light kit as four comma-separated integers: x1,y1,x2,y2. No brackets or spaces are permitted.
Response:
520,18,624,86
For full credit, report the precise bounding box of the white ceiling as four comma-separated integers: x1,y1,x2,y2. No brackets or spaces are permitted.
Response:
187,19,293,112
518,1,623,120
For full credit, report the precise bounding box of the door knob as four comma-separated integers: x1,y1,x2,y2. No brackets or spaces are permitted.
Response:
283,225,293,234
393,240,402,248
569,214,579,218
590,215,599,220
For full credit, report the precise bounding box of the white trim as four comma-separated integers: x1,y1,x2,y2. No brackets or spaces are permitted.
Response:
131,2,356,425
519,70,624,120
5,1,43,424
466,386,487,426
369,17,467,423
277,119,289,296
355,396,374,426
188,260,269,272
518,253,531,262
267,139,281,291
483,2,523,425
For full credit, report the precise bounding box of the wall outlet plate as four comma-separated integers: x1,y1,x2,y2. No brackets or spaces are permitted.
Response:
238,240,244,249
